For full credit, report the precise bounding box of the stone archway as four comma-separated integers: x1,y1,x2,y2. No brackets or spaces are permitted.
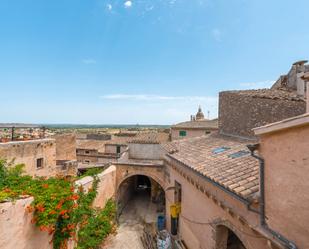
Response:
215,222,248,249
116,173,166,216
115,164,166,192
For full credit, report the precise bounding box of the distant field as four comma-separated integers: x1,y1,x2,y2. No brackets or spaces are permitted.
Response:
43,124,170,129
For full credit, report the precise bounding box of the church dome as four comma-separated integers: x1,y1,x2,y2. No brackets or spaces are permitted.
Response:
195,106,205,120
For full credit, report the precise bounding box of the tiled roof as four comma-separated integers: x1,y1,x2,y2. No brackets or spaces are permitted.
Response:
129,132,170,144
171,119,218,129
76,140,107,152
163,134,259,200
222,89,304,102
105,132,170,145
105,136,133,145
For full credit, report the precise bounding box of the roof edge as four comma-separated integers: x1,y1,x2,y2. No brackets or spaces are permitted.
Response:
253,113,309,135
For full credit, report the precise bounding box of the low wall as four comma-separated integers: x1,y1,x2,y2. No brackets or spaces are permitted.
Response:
0,166,116,249
75,165,116,208
0,197,52,249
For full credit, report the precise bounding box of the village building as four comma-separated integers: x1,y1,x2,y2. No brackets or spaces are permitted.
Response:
76,131,170,172
171,106,218,140
0,127,77,177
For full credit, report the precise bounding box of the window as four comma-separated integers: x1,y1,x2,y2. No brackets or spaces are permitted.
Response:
212,147,230,154
85,150,90,154
205,131,211,135
84,160,90,164
116,145,121,154
179,130,187,137
36,158,43,168
228,150,250,159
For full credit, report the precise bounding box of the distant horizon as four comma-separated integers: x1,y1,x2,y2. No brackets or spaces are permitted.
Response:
0,122,172,127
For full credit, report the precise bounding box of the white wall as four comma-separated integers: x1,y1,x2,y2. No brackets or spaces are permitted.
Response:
128,143,164,160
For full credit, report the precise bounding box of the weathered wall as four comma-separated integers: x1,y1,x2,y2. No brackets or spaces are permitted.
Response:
54,134,76,161
0,197,52,249
76,149,98,164
171,128,211,140
128,143,164,160
259,125,309,249
104,144,127,154
219,91,306,138
164,157,273,249
0,139,57,177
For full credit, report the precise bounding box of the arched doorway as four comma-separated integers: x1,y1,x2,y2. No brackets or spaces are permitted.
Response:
216,225,247,249
117,174,166,222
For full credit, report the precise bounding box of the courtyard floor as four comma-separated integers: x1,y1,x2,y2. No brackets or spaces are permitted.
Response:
101,192,158,249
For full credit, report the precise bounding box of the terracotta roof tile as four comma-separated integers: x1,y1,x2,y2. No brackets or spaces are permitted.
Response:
163,134,260,200
171,119,218,129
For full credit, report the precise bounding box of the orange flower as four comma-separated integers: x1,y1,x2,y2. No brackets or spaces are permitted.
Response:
56,200,64,209
26,205,34,213
42,183,49,189
59,209,68,215
36,204,45,212
71,194,79,200
67,223,75,230
49,210,57,215
3,188,11,193
39,225,48,231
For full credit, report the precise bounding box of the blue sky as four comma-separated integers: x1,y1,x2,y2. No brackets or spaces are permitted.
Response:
0,0,308,124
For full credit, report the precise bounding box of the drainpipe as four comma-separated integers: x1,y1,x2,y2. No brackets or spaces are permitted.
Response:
247,144,298,249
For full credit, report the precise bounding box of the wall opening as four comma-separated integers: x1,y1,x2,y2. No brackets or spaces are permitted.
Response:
227,230,246,249
117,174,166,229
216,225,246,249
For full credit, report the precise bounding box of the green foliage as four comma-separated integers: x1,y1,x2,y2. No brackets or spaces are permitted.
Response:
0,160,116,249
79,168,104,178
76,199,116,249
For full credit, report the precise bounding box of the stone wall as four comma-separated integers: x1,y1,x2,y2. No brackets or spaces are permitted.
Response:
54,134,76,161
0,139,57,177
219,91,306,138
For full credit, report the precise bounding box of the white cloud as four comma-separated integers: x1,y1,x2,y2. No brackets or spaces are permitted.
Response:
101,94,217,102
107,4,112,11
82,59,97,65
124,1,132,8
212,28,222,42
239,80,275,89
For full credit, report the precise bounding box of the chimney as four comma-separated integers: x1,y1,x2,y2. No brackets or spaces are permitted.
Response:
294,60,308,96
301,72,309,112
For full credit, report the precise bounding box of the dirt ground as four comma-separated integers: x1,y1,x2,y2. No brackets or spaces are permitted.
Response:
101,192,159,249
